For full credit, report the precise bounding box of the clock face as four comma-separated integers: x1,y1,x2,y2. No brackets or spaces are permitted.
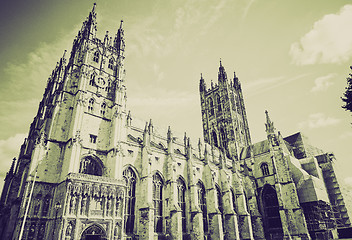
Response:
95,77,107,88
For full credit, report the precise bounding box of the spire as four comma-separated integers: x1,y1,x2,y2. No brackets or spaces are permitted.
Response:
218,58,228,83
6,158,16,179
83,3,98,39
114,20,125,54
199,73,206,92
233,71,241,89
148,119,153,134
265,110,275,134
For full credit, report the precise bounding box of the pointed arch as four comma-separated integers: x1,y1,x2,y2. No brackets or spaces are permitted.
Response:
153,172,164,233
89,73,95,86
216,94,222,112
219,127,226,149
108,58,114,70
260,162,270,176
230,188,238,213
79,156,103,176
100,102,106,116
197,180,208,233
123,167,137,234
88,98,94,113
177,177,187,233
208,97,214,116
261,184,283,238
93,50,100,63
212,130,218,147
80,223,107,240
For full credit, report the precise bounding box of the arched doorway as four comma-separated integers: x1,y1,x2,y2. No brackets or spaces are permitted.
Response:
80,224,107,240
261,185,283,239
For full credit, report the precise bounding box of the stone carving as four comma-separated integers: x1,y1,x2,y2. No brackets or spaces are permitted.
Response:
81,195,87,215
69,195,77,214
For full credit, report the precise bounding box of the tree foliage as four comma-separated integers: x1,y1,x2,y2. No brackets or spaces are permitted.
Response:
342,66,352,113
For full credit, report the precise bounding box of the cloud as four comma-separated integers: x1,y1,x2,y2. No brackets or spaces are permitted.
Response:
244,74,309,96
298,113,341,129
290,4,352,65
311,73,336,92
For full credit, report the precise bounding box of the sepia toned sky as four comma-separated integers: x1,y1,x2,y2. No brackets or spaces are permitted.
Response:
1,0,352,209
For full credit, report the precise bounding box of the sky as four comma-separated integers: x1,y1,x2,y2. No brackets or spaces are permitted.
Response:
1,0,352,211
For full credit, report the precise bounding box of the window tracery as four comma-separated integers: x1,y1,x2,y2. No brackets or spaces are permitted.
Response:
153,173,163,233
197,181,208,233
261,163,270,176
88,98,94,113
123,167,136,234
93,51,99,63
108,58,114,70
177,178,186,233
79,157,103,176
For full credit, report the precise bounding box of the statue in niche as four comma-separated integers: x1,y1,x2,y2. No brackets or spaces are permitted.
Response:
70,195,77,214
115,197,121,216
106,197,112,215
66,223,73,236
114,222,121,236
33,198,41,215
81,195,87,215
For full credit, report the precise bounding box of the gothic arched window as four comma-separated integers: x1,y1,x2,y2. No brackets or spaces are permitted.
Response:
212,130,218,147
89,74,95,86
108,58,114,70
42,195,51,216
105,80,111,92
88,98,94,113
153,173,163,233
93,51,99,63
262,185,283,236
220,127,226,149
217,94,222,112
177,178,186,233
261,163,270,176
208,98,214,116
197,181,208,233
100,102,106,116
123,168,136,234
231,188,237,213
79,157,103,176
216,184,224,232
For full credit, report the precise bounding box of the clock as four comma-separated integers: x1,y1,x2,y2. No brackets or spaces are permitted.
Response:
94,76,107,88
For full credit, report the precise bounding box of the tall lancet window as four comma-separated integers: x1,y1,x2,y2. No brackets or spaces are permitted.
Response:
261,163,270,176
123,168,136,234
217,94,222,112
88,98,94,113
197,181,208,233
153,173,163,233
108,58,114,70
177,178,186,233
100,102,106,116
208,98,214,116
89,74,95,86
231,189,238,213
216,184,224,231
93,51,99,63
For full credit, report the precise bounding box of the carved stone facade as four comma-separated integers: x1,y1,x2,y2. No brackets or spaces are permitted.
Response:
0,3,351,240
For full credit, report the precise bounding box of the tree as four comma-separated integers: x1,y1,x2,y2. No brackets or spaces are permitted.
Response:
342,66,352,113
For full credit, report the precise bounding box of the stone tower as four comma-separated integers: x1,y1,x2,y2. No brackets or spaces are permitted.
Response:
199,61,251,159
0,4,127,239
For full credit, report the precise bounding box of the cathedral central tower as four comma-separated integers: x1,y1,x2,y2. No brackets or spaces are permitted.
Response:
199,61,251,158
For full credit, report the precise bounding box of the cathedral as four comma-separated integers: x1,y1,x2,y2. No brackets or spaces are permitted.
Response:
0,4,351,240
